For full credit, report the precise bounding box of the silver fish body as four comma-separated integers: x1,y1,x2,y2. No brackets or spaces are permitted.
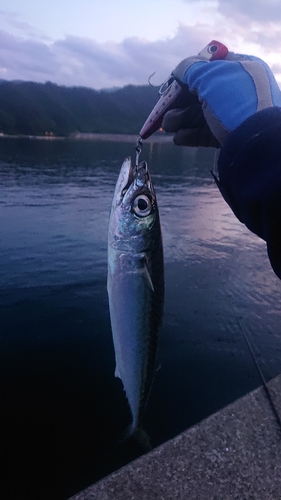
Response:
107,157,164,434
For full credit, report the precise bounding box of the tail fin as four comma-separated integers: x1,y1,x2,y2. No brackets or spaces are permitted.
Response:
121,423,152,451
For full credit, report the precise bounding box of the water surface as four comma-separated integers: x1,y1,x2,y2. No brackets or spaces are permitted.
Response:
1,138,281,499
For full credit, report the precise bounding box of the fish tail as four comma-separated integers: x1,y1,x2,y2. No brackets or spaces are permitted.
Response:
121,423,152,451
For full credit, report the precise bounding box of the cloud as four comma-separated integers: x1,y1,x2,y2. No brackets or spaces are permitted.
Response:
0,31,60,82
1,15,281,90
271,62,281,75
0,10,50,41
0,25,214,89
217,0,281,23
179,1,281,54
249,24,281,54
53,27,210,88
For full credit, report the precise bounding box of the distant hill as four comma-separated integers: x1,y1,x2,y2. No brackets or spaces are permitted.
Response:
0,80,160,137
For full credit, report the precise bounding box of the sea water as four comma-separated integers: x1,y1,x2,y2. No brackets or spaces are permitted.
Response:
1,137,281,499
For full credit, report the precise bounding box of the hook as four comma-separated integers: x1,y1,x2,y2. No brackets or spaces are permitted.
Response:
148,72,160,88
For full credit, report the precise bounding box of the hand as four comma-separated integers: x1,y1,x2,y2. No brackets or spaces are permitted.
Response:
162,51,281,148
162,100,221,148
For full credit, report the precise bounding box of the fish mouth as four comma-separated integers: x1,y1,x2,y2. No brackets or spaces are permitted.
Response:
118,158,153,200
112,158,155,214
122,159,150,193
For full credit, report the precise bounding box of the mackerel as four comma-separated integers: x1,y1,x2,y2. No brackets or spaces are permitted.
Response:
107,157,164,438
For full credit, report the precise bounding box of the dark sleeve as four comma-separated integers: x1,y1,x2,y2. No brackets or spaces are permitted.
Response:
213,106,281,279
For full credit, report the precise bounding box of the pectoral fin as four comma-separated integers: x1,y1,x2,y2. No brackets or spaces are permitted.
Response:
143,260,154,292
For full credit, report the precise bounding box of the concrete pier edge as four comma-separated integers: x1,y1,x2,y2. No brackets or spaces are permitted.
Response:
70,374,281,499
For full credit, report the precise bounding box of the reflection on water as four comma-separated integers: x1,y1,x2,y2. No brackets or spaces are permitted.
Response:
1,138,281,499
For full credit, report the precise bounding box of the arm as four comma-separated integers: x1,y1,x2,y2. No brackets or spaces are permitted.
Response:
160,44,281,279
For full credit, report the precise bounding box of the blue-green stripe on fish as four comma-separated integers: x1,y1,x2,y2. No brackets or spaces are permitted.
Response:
107,157,164,438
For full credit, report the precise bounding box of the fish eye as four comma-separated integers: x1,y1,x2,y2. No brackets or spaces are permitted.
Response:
132,195,152,217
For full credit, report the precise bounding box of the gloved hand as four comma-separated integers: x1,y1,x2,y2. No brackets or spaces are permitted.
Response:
162,51,281,148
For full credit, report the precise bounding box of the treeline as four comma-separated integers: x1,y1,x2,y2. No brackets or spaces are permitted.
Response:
0,80,160,136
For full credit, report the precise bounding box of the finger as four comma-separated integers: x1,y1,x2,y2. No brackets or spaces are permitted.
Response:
173,127,221,148
162,104,206,133
162,109,187,133
173,128,202,146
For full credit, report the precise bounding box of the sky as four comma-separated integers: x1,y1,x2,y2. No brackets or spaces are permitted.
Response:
1,0,281,89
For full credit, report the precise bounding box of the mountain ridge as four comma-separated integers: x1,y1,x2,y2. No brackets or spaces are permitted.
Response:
0,80,160,137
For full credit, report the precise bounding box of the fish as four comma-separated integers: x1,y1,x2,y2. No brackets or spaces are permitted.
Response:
107,157,164,441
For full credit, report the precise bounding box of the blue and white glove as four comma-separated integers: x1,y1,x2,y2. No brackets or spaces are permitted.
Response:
162,52,281,147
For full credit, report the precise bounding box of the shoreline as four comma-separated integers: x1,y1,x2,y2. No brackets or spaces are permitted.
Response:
0,132,173,143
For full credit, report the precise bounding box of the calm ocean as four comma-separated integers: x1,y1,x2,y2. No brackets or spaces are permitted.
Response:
1,137,281,499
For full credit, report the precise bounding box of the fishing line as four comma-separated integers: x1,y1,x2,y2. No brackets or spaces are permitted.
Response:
228,295,281,434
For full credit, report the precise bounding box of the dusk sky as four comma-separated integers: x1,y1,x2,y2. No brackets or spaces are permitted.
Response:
1,0,281,89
